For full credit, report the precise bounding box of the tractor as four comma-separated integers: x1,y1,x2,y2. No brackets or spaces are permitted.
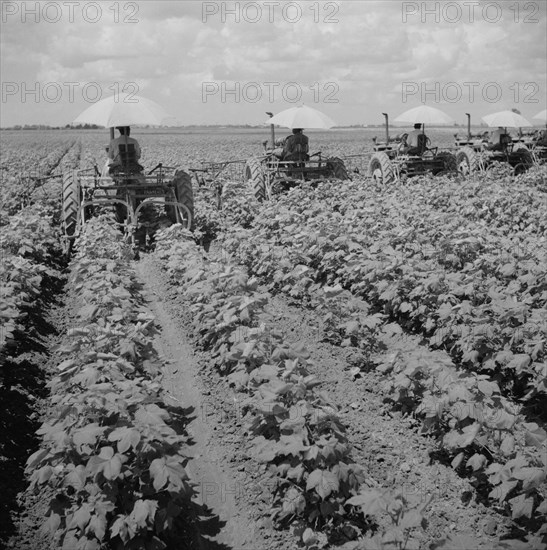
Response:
367,114,457,184
454,114,535,175
244,121,350,201
61,129,193,256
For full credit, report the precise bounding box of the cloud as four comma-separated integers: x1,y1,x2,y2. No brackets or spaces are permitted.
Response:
1,0,545,126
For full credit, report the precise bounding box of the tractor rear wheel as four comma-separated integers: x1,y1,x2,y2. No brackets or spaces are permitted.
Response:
513,147,533,175
62,170,80,237
368,152,394,184
326,157,350,180
167,170,194,229
456,147,478,175
62,170,81,256
245,158,266,201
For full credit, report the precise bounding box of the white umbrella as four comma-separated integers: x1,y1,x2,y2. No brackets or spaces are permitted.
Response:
481,110,531,128
533,109,547,122
264,105,336,129
393,105,454,125
73,93,172,127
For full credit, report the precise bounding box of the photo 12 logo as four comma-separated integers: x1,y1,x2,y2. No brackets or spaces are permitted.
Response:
401,81,540,104
1,1,139,23
401,1,540,23
1,82,140,103
198,481,244,503
201,1,339,24
202,81,339,103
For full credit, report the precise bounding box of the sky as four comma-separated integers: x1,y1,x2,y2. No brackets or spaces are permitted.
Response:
1,0,546,127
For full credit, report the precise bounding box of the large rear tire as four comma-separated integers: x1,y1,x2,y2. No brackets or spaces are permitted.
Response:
167,170,194,229
456,147,478,175
62,170,80,238
326,157,350,180
245,158,266,201
368,152,394,184
62,170,81,257
512,147,533,175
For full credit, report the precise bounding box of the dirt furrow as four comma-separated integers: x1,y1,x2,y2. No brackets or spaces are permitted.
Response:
134,256,278,550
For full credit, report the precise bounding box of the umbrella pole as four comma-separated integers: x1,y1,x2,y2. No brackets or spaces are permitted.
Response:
124,131,129,172
265,112,275,148
108,127,115,167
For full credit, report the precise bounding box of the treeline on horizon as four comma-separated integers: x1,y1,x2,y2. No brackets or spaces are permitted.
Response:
2,123,472,131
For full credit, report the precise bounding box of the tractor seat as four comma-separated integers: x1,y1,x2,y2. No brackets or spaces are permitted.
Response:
407,133,437,156
486,134,512,152
110,143,144,175
283,151,310,162
283,135,309,162
500,134,512,151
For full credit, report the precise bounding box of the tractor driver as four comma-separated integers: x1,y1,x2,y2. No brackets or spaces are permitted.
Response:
483,127,509,151
403,123,425,155
107,126,142,173
282,128,309,161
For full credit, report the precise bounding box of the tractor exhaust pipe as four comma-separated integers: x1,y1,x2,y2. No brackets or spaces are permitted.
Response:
465,113,471,141
382,113,389,143
266,112,275,148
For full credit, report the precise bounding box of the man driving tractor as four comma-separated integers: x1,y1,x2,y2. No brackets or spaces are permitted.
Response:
282,128,309,161
107,126,143,174
400,123,427,155
271,128,310,161
482,126,511,151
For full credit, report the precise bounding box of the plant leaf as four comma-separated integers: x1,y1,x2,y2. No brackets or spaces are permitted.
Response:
306,469,339,500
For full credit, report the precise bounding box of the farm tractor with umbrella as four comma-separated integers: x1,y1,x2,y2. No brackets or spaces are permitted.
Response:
454,111,536,175
62,94,194,256
244,105,350,201
368,107,458,184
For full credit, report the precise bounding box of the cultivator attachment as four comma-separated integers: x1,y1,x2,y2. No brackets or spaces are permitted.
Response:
62,164,193,256
452,113,541,175
455,142,535,176
368,148,457,184
337,154,369,176
189,160,247,187
17,172,63,205
244,153,350,201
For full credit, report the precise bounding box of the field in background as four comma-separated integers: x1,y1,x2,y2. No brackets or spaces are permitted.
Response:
1,126,485,169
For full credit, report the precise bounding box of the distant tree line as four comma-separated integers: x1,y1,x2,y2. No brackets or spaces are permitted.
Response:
2,123,102,130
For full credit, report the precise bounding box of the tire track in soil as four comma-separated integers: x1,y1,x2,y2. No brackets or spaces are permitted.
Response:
134,256,273,550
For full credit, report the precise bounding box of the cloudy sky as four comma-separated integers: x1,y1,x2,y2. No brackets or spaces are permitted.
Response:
1,0,546,127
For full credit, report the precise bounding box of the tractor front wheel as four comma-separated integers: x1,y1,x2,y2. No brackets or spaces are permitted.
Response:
368,152,394,184
245,158,267,201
